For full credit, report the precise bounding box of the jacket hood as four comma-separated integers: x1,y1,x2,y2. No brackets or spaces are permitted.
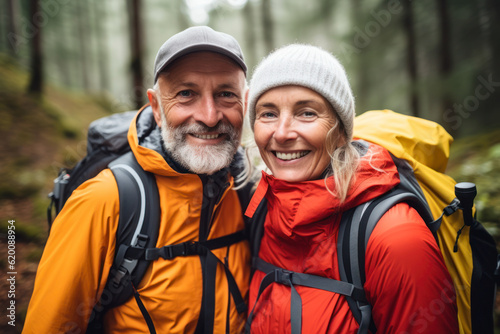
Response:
127,105,177,176
245,143,400,239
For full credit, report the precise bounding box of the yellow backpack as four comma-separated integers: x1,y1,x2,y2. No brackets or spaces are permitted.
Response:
354,109,498,334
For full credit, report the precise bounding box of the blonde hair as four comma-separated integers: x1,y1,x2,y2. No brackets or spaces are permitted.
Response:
320,109,360,203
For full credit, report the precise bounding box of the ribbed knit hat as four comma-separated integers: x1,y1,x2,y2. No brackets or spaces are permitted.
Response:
248,44,355,140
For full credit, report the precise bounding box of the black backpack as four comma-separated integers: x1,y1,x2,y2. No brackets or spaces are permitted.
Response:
246,141,498,334
48,109,249,334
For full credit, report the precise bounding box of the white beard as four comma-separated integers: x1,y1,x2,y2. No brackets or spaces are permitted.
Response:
159,108,240,175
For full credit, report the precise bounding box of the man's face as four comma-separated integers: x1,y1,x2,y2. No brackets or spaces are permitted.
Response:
149,52,247,174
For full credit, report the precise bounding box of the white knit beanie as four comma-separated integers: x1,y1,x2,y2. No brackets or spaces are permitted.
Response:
248,44,355,140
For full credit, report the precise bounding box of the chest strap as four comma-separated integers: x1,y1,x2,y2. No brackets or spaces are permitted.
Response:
246,257,368,334
116,230,248,319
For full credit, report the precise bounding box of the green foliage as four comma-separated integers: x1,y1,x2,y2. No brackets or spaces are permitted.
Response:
0,220,45,244
26,247,44,263
448,129,500,227
0,53,110,228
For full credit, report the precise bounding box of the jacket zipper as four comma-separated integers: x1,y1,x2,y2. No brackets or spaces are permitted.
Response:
198,174,229,242
195,174,230,334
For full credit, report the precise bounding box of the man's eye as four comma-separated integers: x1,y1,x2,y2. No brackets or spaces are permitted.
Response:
178,90,192,97
220,92,235,98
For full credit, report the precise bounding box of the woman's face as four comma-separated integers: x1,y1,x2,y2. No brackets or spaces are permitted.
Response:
254,85,339,182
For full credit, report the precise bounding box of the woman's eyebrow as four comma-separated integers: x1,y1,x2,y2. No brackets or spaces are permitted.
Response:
256,102,277,109
295,99,322,107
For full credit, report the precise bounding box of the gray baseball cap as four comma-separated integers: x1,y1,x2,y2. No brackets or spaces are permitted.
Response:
153,26,247,83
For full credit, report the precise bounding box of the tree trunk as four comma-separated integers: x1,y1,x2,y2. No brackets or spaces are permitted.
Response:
403,1,419,117
243,0,258,71
128,0,145,110
94,0,110,92
486,0,500,80
436,0,453,126
5,0,20,56
261,0,274,54
175,0,190,31
27,0,43,94
76,0,90,91
350,0,368,113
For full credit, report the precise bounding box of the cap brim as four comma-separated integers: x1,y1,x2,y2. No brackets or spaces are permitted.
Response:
155,44,247,82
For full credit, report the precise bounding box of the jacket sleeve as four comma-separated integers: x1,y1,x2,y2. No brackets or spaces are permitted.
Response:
22,169,120,334
364,203,459,334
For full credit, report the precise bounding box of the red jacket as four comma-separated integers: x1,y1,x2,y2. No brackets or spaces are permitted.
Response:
245,143,459,333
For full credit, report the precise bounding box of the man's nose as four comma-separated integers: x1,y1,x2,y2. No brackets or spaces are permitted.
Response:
194,95,223,128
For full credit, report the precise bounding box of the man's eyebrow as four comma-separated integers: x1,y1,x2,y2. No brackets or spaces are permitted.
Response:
171,82,198,89
217,82,240,90
169,82,240,91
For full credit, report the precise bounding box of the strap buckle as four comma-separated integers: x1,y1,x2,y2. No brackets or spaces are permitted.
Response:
135,233,148,247
112,258,137,289
274,268,293,286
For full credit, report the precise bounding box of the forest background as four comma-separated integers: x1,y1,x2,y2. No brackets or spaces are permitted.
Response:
0,0,499,332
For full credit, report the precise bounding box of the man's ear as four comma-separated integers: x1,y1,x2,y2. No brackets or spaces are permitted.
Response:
147,88,162,127
243,87,249,117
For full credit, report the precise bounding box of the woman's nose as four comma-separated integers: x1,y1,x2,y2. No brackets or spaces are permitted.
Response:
273,116,298,143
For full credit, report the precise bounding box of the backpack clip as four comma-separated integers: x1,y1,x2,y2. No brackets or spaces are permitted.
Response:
112,258,137,289
274,268,293,286
135,233,149,248
443,198,460,216
111,234,149,289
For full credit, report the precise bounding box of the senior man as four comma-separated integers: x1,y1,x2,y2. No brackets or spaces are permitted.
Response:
23,26,251,334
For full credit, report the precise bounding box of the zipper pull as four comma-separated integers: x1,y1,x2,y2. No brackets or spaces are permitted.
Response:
205,176,216,199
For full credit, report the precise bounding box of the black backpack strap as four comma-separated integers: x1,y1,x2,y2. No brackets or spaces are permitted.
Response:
121,229,248,317
248,198,268,260
337,201,373,334
338,188,434,334
246,257,367,334
86,151,160,334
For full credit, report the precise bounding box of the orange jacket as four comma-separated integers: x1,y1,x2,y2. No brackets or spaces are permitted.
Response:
23,106,251,333
245,143,459,333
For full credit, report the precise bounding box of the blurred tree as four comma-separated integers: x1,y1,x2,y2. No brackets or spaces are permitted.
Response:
243,0,258,70
94,0,110,92
27,0,43,94
75,0,90,92
436,0,453,131
261,0,274,54
488,0,500,76
403,0,419,117
5,0,20,57
128,0,145,109
44,0,73,89
319,0,334,26
350,0,369,113
176,0,190,30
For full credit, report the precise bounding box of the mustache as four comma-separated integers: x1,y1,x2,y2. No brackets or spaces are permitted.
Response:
175,121,238,139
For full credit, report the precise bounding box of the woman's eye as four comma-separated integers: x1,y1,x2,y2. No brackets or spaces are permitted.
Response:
259,112,276,119
302,111,315,117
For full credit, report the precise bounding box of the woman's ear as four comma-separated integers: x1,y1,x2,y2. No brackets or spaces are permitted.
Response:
147,88,162,127
326,122,347,154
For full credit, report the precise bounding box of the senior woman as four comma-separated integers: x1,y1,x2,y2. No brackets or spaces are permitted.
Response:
243,44,459,333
